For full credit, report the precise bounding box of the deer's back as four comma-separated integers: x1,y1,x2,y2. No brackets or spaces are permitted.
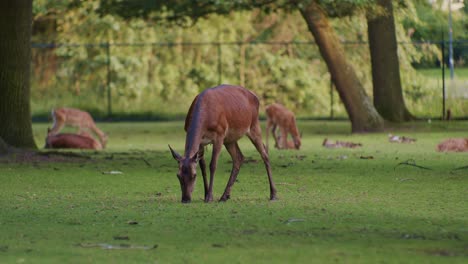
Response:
185,85,259,140
54,107,95,127
266,103,295,127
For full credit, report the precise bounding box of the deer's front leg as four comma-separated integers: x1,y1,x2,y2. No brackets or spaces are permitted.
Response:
272,124,281,149
206,140,223,202
198,148,209,201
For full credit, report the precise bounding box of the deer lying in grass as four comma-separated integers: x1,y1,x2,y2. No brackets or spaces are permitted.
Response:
436,138,468,152
265,103,301,150
45,128,103,150
169,85,277,203
50,107,108,148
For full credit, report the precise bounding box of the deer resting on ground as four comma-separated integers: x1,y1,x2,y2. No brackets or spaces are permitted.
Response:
45,128,103,150
265,103,301,150
436,138,468,152
169,85,277,203
50,107,108,148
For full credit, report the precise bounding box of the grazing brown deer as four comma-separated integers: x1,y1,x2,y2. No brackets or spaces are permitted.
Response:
436,138,468,152
50,107,108,148
265,103,301,150
45,128,103,150
169,85,277,203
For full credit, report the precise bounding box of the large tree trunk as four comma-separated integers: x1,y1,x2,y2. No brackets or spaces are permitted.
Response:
299,1,384,133
0,0,37,148
367,0,413,122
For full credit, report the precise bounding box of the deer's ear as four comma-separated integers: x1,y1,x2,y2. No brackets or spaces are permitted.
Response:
190,149,202,163
168,145,182,161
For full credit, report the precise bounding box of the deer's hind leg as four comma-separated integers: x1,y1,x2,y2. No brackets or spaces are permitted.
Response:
220,142,244,202
89,122,108,148
247,121,277,201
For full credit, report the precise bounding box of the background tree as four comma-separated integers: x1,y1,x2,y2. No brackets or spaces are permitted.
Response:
98,0,385,132
299,1,384,132
0,0,37,149
367,0,413,122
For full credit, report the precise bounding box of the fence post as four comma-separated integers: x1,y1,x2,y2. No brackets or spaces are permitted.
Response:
106,42,112,118
330,76,334,120
441,40,446,120
217,42,222,84
239,43,245,87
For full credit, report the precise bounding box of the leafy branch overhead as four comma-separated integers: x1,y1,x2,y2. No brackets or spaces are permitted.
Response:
97,0,379,25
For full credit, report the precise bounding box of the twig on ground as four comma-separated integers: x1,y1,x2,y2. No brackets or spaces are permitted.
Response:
277,182,296,186
451,165,468,171
141,158,152,167
399,178,415,182
394,159,432,170
76,243,157,250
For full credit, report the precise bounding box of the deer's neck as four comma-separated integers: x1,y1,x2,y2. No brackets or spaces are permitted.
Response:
184,108,206,158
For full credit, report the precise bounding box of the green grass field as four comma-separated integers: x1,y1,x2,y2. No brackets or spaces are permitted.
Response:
1,121,467,263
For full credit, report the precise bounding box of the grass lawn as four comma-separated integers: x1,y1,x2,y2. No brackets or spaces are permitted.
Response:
1,120,467,263
416,67,468,79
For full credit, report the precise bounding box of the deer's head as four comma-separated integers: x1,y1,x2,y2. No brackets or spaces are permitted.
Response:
293,136,302,150
169,145,200,203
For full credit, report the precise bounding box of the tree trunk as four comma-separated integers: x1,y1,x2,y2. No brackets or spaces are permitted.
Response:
0,138,9,154
0,0,37,148
367,0,413,122
299,1,384,133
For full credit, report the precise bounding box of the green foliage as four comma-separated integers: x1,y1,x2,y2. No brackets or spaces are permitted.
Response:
1,121,467,263
30,0,467,119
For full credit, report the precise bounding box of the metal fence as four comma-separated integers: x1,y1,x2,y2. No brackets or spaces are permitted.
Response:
31,40,468,120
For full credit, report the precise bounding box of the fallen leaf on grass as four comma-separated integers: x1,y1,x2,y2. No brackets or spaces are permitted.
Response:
283,218,305,225
279,162,294,168
113,235,130,240
212,244,224,248
294,155,306,160
397,178,415,182
77,243,157,250
102,170,123,175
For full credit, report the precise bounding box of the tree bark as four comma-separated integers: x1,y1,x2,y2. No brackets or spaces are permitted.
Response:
299,1,384,133
0,0,37,148
367,0,413,122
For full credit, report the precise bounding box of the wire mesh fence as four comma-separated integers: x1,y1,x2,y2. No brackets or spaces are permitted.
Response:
31,40,468,120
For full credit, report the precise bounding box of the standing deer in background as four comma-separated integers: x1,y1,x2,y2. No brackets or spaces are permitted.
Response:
265,103,301,150
50,107,108,148
169,85,277,203
45,128,102,150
